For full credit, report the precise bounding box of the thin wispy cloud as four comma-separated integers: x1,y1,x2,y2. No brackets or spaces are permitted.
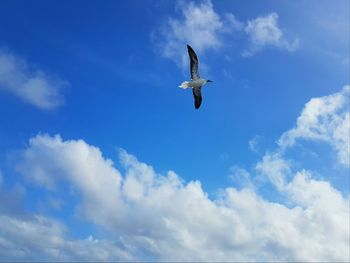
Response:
256,152,292,191
0,50,67,110
248,135,262,154
229,165,253,189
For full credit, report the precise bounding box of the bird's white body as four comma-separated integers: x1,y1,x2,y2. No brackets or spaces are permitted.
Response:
179,79,208,89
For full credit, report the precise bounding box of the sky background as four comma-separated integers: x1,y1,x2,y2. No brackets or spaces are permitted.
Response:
0,0,349,261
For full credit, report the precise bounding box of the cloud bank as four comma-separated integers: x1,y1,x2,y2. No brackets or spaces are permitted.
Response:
0,213,133,261
1,86,349,261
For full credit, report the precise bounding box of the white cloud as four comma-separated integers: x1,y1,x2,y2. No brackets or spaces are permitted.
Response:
0,50,66,109
256,152,292,191
229,165,253,189
0,179,132,261
248,135,262,154
0,214,132,261
225,13,244,31
255,85,349,192
16,134,124,226
156,2,299,65
12,133,349,261
157,0,242,68
243,13,299,56
278,85,350,167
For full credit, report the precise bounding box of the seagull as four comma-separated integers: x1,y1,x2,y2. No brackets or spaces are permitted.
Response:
179,45,213,109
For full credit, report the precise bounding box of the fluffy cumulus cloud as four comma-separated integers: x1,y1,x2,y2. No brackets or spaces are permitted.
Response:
2,86,349,260
9,131,349,261
278,85,350,167
0,50,66,109
156,1,299,66
157,0,242,67
243,13,299,56
255,85,349,194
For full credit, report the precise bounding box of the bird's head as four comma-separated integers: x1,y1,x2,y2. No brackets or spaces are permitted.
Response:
206,79,213,83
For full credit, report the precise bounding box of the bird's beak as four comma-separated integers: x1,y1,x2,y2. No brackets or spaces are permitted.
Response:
207,80,213,82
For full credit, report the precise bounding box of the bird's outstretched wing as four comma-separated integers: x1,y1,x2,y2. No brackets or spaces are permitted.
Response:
192,86,202,109
187,45,200,80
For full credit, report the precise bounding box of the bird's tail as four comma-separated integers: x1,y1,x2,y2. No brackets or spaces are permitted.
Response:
179,81,191,89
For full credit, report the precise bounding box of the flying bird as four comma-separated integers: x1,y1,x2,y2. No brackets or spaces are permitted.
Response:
179,45,213,109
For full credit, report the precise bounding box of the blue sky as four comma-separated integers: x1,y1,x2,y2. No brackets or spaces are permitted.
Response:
0,0,349,261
